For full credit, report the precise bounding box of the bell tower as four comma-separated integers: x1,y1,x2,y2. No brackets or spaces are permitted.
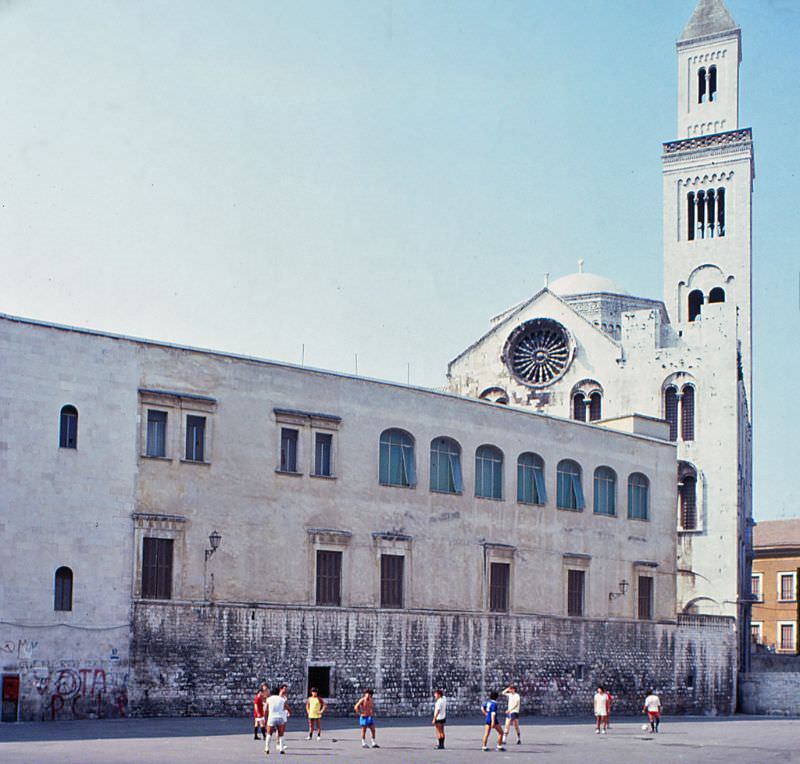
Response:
662,0,754,403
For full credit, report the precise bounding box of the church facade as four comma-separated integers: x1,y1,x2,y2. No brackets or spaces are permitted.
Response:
0,1,750,722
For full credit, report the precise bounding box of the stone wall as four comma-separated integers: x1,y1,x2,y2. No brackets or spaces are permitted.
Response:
130,603,736,718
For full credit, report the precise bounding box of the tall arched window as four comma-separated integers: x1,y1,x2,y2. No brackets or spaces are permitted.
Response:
54,566,73,611
430,437,463,494
557,459,584,511
698,67,707,103
379,429,416,487
59,405,78,449
517,452,546,505
628,472,650,520
475,445,503,500
593,466,616,516
572,394,586,422
708,286,725,303
681,385,695,441
589,392,602,422
664,386,678,441
716,187,725,236
679,463,698,530
688,290,704,322
709,65,717,101
705,188,716,238
688,191,696,240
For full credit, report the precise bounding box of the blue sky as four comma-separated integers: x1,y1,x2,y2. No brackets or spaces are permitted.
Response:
1,1,798,520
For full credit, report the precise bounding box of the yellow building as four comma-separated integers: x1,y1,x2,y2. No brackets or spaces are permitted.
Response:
751,519,800,653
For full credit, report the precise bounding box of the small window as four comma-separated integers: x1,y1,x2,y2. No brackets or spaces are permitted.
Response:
185,415,206,462
688,290,704,322
59,405,78,449
567,569,584,616
750,622,762,644
697,66,707,103
475,445,503,500
307,666,331,698
146,410,167,457
557,459,584,511
589,392,602,422
314,432,333,477
779,623,796,652
593,466,616,516
316,550,342,606
628,473,649,520
779,573,796,602
572,394,586,422
54,566,73,611
681,385,695,441
708,65,717,101
679,463,697,530
280,427,299,473
708,287,725,304
517,452,546,505
638,575,654,620
141,538,173,599
489,562,510,613
750,573,763,602
379,429,416,487
664,386,678,441
429,437,463,494
380,554,404,609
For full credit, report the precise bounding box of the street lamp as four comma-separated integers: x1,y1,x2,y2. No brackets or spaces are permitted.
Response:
608,579,629,601
203,530,222,600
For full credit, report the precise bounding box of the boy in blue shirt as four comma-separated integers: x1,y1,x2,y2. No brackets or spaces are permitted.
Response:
481,691,506,751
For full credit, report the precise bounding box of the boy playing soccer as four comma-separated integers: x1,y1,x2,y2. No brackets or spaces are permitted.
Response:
306,687,327,740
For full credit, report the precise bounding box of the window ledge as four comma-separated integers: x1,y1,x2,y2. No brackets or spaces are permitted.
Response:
593,511,618,519
275,469,303,477
141,454,172,462
628,516,651,523
517,501,545,508
678,527,703,534
557,506,584,513
777,599,797,603
180,459,210,466
379,482,415,489
475,495,504,502
311,473,337,480
430,488,463,496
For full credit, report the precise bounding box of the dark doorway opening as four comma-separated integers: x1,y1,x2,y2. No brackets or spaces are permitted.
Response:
307,665,331,698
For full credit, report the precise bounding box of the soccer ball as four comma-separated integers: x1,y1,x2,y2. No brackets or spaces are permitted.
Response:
641,724,649,731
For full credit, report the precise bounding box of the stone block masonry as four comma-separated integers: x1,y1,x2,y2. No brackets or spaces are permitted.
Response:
130,603,736,718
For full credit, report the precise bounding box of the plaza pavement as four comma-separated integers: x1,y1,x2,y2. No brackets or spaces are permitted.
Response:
1,715,799,764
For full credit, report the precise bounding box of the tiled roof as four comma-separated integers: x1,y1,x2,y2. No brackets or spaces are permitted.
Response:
754,519,800,549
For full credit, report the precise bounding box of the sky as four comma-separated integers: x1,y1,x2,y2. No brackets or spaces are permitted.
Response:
1,0,798,521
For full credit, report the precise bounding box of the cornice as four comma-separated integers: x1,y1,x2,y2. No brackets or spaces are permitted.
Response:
662,129,752,165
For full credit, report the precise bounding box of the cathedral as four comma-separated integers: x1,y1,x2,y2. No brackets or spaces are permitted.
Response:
0,0,753,722
449,0,753,653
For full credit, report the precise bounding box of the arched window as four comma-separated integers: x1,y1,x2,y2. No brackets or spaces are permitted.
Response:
688,290,704,322
589,392,602,422
696,190,706,238
479,387,509,405
572,394,586,422
475,445,503,500
593,466,616,516
379,429,416,487
709,65,717,101
687,191,696,240
708,287,725,303
705,188,716,238
517,452,546,505
54,566,73,611
698,67,707,103
679,463,698,530
557,459,584,511
430,437,463,494
681,385,695,441
664,386,678,441
59,405,78,449
628,473,650,520
716,187,725,236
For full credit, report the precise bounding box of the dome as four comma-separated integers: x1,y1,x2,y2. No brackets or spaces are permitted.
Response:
549,271,628,297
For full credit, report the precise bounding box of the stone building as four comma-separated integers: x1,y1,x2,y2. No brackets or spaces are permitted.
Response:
750,520,800,654
0,0,748,722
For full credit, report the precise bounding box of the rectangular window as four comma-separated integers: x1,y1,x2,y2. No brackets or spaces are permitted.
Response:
141,538,173,599
779,623,796,652
146,410,167,457
280,428,299,473
185,415,205,462
750,573,762,602
750,622,762,644
380,554,404,609
314,432,333,477
489,562,510,613
567,569,585,617
315,550,342,606
638,575,654,620
779,573,796,602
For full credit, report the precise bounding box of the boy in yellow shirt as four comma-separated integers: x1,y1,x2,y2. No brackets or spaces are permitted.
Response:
306,687,327,740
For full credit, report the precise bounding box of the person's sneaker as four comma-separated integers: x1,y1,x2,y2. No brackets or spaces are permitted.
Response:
362,741,368,748
371,741,380,748
317,734,321,740
481,746,489,752
516,739,521,745
497,746,506,751
601,729,606,735
595,729,600,734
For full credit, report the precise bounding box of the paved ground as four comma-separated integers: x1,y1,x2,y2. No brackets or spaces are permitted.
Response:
1,715,799,764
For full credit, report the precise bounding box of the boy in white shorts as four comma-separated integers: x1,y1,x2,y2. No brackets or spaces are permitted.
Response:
265,687,291,755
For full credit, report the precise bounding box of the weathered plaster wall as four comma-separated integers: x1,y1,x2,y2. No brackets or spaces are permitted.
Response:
131,603,736,718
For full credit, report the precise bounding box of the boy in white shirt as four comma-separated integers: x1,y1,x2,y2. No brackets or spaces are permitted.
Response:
502,685,522,745
265,687,291,755
593,686,609,734
643,690,662,733
432,689,447,749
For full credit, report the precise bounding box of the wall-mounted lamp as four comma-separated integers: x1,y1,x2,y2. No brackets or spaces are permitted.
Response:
608,579,629,601
205,530,222,562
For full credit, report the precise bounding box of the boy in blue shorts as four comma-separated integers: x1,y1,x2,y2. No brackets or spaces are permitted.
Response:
481,691,505,752
355,689,379,748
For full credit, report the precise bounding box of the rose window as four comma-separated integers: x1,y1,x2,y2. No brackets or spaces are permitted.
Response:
502,318,573,387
